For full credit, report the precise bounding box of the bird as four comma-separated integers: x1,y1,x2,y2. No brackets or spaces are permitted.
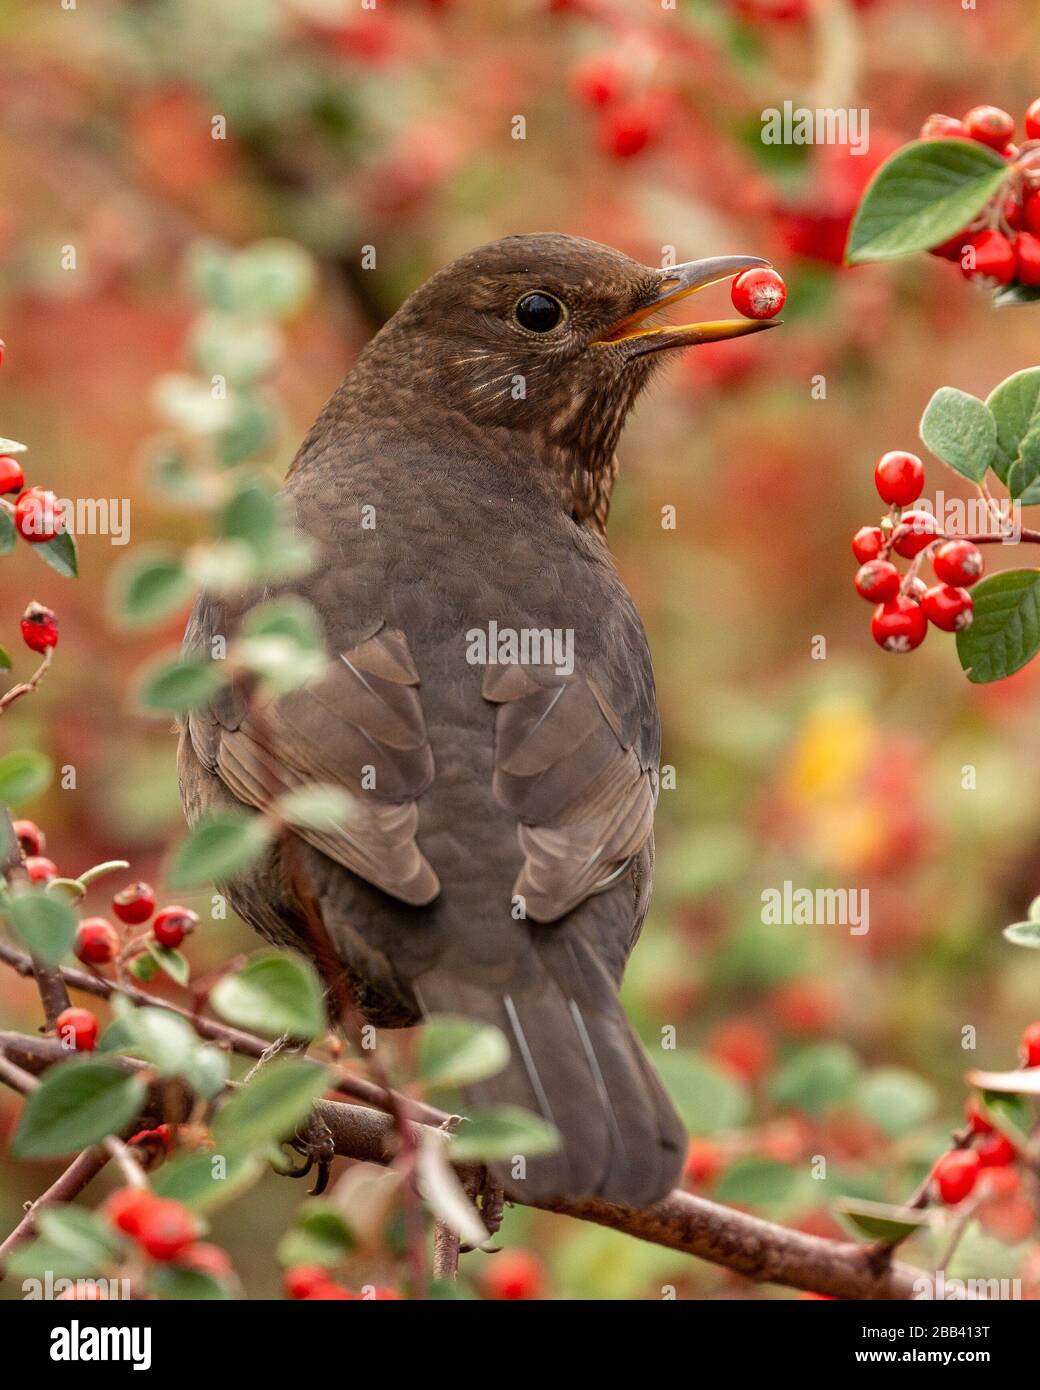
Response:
178,233,779,1207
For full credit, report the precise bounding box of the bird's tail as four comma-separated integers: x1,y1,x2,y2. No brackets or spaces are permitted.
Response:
414,939,686,1208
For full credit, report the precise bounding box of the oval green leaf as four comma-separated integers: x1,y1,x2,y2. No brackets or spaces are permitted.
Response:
13,1061,147,1157
0,749,52,806
7,890,77,965
212,1058,329,1152
956,569,1040,684
448,1105,561,1163
137,653,225,715
167,809,273,888
210,951,326,1041
986,367,1040,484
919,387,996,483
419,1016,510,1089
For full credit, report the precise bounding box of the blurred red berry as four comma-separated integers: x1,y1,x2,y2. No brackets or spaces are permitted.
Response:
74,917,120,965
770,977,835,1036
964,105,1015,151
284,1265,330,1300
596,94,669,159
855,560,900,603
929,227,972,261
55,1007,98,1052
570,55,624,109
979,1197,1034,1244
112,882,156,926
134,1198,197,1262
1025,191,1040,235
0,455,24,494
707,1017,772,1081
1020,1022,1040,1067
933,539,983,587
851,526,884,564
933,1149,981,1204
24,855,58,884
1026,99,1040,142
483,1249,544,1300
975,1132,1016,1167
1015,231,1040,287
12,819,43,856
921,584,973,633
303,1281,356,1300
961,229,1016,286
178,1242,233,1279
13,487,62,542
920,114,967,141
152,905,199,949
964,1095,994,1134
104,1187,157,1238
20,601,58,654
871,597,928,653
874,450,925,507
684,1136,723,1187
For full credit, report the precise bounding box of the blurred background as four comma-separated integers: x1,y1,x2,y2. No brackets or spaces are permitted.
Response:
3,0,1040,1299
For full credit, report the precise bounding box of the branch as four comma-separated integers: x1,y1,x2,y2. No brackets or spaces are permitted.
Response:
0,1146,110,1268
0,647,53,716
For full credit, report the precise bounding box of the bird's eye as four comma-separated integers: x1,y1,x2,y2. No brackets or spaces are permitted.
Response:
515,292,564,333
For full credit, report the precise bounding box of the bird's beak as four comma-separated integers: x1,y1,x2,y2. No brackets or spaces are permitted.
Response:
590,255,782,356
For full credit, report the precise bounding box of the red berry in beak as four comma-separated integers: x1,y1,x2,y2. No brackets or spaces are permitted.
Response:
730,267,786,320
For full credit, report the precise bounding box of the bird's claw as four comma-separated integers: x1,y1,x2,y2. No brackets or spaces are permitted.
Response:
276,1113,336,1195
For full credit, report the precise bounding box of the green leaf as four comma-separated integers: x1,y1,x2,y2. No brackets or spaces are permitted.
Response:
275,783,357,834
117,1007,197,1079
144,941,190,985
13,1060,147,1157
1004,919,1040,948
185,1045,229,1100
215,392,274,466
713,1157,799,1208
34,530,78,579
276,1199,354,1268
846,139,1007,265
110,548,193,628
956,570,1040,684
835,1197,929,1244
979,1091,1032,1146
210,951,326,1041
855,1068,937,1139
229,239,316,320
138,653,225,714
771,1043,860,1116
419,1016,510,1089
212,1058,329,1151
448,1105,561,1162
986,368,1040,484
221,477,278,551
1009,427,1040,503
190,312,282,387
37,1205,125,1267
167,810,273,888
0,644,10,670
6,891,77,965
653,1050,750,1136
993,284,1040,308
919,387,996,483
150,1266,231,1300
0,749,52,805
0,510,14,555
152,1148,261,1212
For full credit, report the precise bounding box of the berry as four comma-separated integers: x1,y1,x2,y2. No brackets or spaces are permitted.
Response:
178,1242,233,1279
871,597,928,653
112,882,156,926
933,539,983,587
20,601,58,654
706,1017,772,1080
855,560,900,603
1020,1021,1040,1067
303,1282,356,1300
730,267,786,320
1025,191,1040,235
152,905,199,949
55,1007,98,1052
74,917,120,965
978,1196,1034,1244
684,1137,723,1187
570,55,624,109
874,450,925,507
134,1197,197,1262
933,1148,981,1204
284,1265,331,1300
921,584,973,632
1015,231,1040,287
851,526,884,564
12,819,44,856
1026,98,1040,142
975,1131,1016,1167
961,229,1016,286
929,227,971,261
920,113,968,141
964,1095,994,1134
104,1187,157,1238
483,1249,544,1300
596,95,668,159
892,510,940,558
13,487,62,543
0,455,24,494
1003,195,1024,230
963,105,1015,152
24,855,58,884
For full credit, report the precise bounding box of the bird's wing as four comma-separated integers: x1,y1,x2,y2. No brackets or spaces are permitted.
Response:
184,606,439,906
483,663,656,923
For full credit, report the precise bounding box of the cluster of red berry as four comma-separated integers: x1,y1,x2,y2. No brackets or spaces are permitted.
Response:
852,452,981,653
929,1022,1040,1243
569,54,675,160
283,1266,402,1301
922,101,1040,288
101,1187,231,1280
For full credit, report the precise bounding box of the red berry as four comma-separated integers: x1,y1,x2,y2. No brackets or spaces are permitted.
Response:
483,1249,544,1300
730,267,786,320
178,1242,233,1279
13,487,63,543
24,855,58,884
922,583,973,633
1020,1021,1040,1067
303,1282,356,1300
963,105,1015,152
851,526,884,564
55,1007,98,1052
871,596,928,653
1025,191,1040,236
104,1187,157,1238
1026,99,1040,142
284,1265,331,1300
20,601,58,654
933,539,983,587
1015,231,1040,287
684,1137,723,1187
978,1196,1034,1244
596,95,668,159
964,1095,994,1134
976,1131,1016,1167
74,917,120,965
134,1197,197,1262
12,819,44,856
0,455,24,494
933,1148,981,1204
152,905,199,949
855,560,901,603
570,55,624,109
874,450,925,507
1003,195,1024,230
706,1017,772,1080
961,229,1016,286
929,227,972,261
892,510,940,557
920,113,968,141
112,882,156,926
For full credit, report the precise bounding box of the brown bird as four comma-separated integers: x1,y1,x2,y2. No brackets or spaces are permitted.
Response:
178,234,778,1206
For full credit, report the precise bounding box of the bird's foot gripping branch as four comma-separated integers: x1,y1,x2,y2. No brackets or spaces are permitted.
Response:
852,367,1040,682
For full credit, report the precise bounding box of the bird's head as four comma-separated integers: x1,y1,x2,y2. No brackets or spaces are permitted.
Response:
354,233,780,527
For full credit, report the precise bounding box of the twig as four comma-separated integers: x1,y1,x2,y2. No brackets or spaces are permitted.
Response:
0,1146,110,1270
0,648,53,715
